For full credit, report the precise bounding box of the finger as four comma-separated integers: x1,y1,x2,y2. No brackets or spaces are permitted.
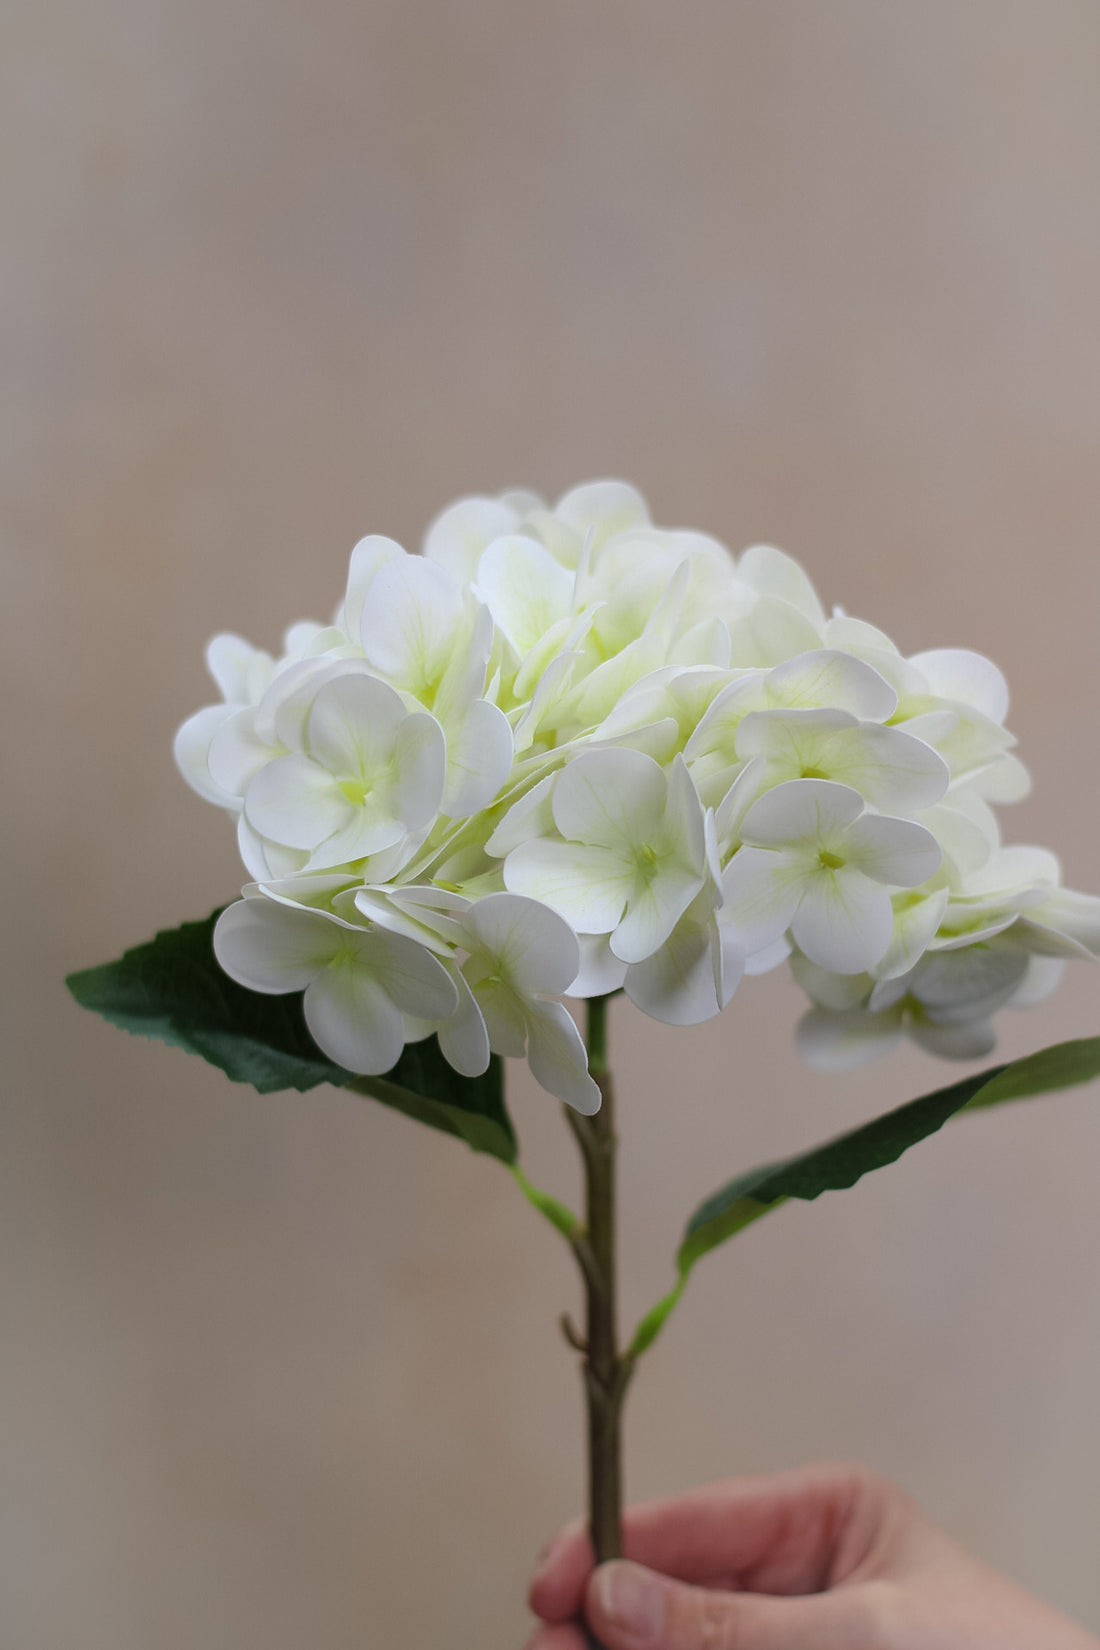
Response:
529,1517,592,1622
616,1462,886,1592
531,1461,886,1619
522,1624,590,1650
586,1561,884,1650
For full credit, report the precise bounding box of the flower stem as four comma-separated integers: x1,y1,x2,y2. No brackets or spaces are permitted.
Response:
565,995,635,1624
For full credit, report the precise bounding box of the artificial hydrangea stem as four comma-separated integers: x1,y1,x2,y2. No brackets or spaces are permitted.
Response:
565,994,635,1617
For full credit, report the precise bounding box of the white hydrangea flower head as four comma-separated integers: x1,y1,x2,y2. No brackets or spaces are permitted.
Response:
176,479,1099,1104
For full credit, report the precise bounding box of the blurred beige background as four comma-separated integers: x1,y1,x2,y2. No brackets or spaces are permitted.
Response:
4,1,1100,1645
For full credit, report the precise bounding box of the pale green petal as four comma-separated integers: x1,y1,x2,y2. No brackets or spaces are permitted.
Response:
503,839,633,934
524,1001,601,1113
736,544,826,626
360,555,463,695
439,698,511,817
476,534,574,654
552,747,666,850
909,648,1009,723
393,711,447,827
766,649,897,720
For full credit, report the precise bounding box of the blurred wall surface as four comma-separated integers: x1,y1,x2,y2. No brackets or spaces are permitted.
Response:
5,2,1100,1645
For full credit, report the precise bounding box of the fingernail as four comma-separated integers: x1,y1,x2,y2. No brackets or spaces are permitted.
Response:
593,1562,664,1642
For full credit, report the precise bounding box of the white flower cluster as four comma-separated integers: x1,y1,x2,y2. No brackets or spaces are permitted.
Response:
177,480,1100,1108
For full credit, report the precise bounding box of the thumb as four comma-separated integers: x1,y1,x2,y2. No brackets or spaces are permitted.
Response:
585,1560,883,1650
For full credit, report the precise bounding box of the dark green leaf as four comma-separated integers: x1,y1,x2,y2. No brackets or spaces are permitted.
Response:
66,909,516,1162
630,1037,1100,1355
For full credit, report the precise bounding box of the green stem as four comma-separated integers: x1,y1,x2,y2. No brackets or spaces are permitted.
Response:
566,996,634,1601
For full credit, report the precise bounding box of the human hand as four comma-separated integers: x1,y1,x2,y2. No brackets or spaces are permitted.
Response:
526,1462,1100,1649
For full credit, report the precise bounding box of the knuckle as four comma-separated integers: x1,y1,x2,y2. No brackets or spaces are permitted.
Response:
853,1579,906,1650
690,1589,742,1650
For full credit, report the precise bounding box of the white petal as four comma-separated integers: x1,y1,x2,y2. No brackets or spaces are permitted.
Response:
712,758,768,850
842,814,942,887
306,672,406,779
970,753,1031,804
464,891,581,996
907,1014,997,1061
736,544,826,626
736,708,948,809
436,969,492,1077
485,773,558,857
908,649,1009,724
736,704,855,759
1017,888,1100,958
552,747,666,849
961,844,1060,898
567,935,629,998
208,707,276,796
902,705,1014,781
422,496,520,580
873,888,950,980
237,813,275,879
662,754,707,873
339,535,405,639
740,778,864,849
554,479,650,551
503,840,633,934
213,899,338,993
912,945,1029,1019
624,920,723,1025
359,929,459,1020
727,596,823,668
791,868,894,973
174,704,240,808
255,872,360,912
524,1002,602,1113
476,534,574,653
790,953,874,1009
206,632,274,703
393,711,447,827
474,981,529,1057
766,649,898,721
742,936,791,976
306,805,405,870
719,846,805,953
440,698,513,817
1008,956,1066,1008
923,801,999,880
359,555,463,693
797,1006,904,1071
245,754,353,849
303,964,405,1075
612,864,706,964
